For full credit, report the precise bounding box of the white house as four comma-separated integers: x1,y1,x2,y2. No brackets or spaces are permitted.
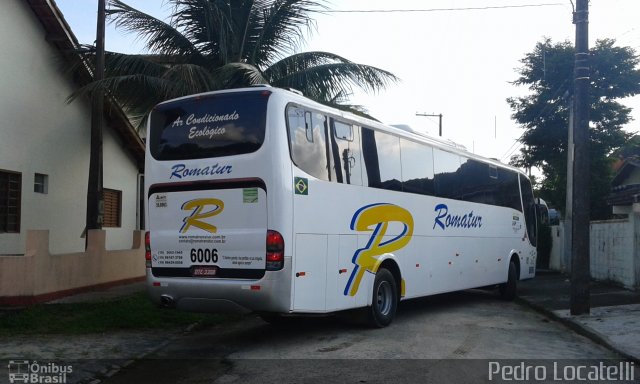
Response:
0,0,145,255
608,157,640,216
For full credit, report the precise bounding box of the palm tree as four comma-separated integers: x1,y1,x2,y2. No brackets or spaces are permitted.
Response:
72,0,398,131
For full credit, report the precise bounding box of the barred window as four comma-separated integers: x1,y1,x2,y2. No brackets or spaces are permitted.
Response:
0,170,21,233
34,173,48,194
103,189,122,228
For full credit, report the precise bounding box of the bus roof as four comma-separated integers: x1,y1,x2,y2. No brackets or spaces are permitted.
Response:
154,85,528,178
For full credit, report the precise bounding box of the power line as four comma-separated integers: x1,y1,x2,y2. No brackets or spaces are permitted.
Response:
500,135,525,163
325,3,565,14
416,113,443,136
614,27,636,40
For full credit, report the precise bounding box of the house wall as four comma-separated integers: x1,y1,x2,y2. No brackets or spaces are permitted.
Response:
549,210,640,289
590,219,636,287
0,0,140,254
622,168,640,185
103,125,141,250
0,230,145,304
549,223,565,272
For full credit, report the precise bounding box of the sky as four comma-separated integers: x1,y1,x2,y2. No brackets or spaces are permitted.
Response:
55,0,640,162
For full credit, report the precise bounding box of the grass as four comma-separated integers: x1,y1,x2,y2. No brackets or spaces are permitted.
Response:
0,292,235,335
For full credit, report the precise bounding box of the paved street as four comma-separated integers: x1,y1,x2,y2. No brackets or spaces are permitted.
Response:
102,290,628,384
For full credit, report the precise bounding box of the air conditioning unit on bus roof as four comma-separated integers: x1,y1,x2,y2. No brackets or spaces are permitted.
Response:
445,139,467,151
390,124,414,132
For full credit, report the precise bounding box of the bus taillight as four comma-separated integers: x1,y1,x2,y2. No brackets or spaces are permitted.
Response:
266,230,284,271
145,231,151,268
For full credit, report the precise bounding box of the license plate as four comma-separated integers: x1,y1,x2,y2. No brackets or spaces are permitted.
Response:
192,266,218,277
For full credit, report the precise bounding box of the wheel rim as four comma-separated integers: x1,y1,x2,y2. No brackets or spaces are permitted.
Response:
375,281,393,316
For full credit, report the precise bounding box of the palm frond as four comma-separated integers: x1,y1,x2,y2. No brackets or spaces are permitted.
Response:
69,0,399,133
66,49,167,100
161,63,218,96
67,74,171,133
67,74,164,104
264,51,347,79
248,0,326,67
108,0,202,61
104,52,168,78
170,0,233,64
266,51,399,102
60,44,97,79
214,62,269,88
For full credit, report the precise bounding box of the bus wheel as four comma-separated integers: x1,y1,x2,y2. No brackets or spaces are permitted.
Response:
367,268,398,327
499,261,518,301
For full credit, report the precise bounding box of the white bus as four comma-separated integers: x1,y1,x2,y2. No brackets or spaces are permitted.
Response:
144,86,537,327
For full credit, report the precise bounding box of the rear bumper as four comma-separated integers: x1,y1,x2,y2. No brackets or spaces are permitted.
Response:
146,257,292,314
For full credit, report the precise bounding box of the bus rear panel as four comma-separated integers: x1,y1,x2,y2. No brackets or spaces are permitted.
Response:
145,89,293,314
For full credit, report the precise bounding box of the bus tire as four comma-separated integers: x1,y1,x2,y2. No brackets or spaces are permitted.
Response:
367,268,398,328
499,261,518,301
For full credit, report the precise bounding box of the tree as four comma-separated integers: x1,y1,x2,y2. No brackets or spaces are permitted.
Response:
612,134,640,160
508,38,640,219
71,0,398,131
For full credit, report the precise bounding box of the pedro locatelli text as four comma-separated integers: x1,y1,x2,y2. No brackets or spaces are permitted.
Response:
488,361,635,382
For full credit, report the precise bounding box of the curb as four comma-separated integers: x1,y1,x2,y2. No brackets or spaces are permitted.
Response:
516,296,640,365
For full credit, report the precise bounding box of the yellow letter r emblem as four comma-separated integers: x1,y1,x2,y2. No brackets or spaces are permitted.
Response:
344,203,414,296
180,198,224,234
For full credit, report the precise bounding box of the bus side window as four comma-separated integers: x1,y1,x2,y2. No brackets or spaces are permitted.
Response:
489,165,498,179
334,121,353,141
330,119,363,186
400,138,434,196
362,128,402,192
304,111,313,142
496,168,522,212
520,175,537,246
286,106,331,181
459,159,497,205
433,149,462,199
322,114,336,182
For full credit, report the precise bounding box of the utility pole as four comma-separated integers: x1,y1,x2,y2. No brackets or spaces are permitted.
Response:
416,113,443,136
86,0,106,240
570,0,590,315
564,99,574,275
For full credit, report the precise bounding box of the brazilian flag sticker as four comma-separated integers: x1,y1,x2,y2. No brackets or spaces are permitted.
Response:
294,177,309,195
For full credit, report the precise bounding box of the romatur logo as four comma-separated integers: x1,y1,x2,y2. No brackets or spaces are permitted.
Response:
180,198,224,234
345,203,414,296
432,203,483,230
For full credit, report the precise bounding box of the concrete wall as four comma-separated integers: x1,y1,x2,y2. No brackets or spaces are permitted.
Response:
590,219,636,287
0,0,141,254
549,223,565,272
549,208,640,290
0,230,145,304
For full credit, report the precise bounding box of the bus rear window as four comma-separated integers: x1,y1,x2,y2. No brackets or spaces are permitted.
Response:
149,91,270,160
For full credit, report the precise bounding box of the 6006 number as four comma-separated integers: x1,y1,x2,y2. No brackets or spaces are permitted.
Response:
190,248,218,263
